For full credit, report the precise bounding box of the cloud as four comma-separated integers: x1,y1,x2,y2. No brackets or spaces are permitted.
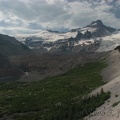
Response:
0,0,120,35
27,23,44,30
0,26,40,36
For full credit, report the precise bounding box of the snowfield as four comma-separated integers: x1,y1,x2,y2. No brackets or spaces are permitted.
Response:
15,25,120,52
80,27,97,34
38,31,77,42
16,31,77,42
74,39,95,46
97,31,120,52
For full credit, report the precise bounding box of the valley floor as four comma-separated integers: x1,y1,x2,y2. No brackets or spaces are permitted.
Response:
0,61,109,120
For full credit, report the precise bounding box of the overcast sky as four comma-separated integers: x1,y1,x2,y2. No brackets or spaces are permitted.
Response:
0,0,120,35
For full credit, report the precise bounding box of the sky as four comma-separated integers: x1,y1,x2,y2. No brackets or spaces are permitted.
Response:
0,0,120,36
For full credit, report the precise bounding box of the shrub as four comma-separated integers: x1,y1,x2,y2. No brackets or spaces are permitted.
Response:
112,101,120,107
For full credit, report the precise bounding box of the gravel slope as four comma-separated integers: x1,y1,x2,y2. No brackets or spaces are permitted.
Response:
85,50,120,120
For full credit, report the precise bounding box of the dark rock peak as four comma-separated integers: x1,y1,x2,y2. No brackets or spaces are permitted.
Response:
69,37,74,41
91,20,103,26
68,32,84,41
83,30,92,39
76,32,83,39
70,28,81,32
47,29,59,33
83,20,116,37
85,20,104,29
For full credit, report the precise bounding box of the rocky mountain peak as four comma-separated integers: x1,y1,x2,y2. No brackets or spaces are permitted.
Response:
91,20,103,26
89,20,104,27
83,30,93,39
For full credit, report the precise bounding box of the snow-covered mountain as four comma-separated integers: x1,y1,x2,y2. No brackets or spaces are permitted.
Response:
16,20,120,53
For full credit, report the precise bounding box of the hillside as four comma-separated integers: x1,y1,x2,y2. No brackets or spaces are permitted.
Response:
0,55,23,82
9,52,109,82
0,34,30,80
0,40,119,120
1,1,120,120
0,34,30,57
0,20,120,119
85,49,120,120
0,61,110,120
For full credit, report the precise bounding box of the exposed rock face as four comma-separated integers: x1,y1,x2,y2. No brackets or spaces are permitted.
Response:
90,20,116,37
83,30,93,39
74,32,83,40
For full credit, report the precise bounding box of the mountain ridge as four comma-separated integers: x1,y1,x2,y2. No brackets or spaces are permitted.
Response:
16,20,120,53
0,33,30,57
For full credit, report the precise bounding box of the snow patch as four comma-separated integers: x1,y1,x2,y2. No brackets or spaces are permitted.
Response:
97,32,120,52
44,47,52,51
80,27,97,34
74,39,95,46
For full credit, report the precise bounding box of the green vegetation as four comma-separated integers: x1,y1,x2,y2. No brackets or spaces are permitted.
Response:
0,61,110,120
115,94,119,97
112,101,120,107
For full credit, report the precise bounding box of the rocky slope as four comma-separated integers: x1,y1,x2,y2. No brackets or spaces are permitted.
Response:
0,34,30,80
9,52,109,82
0,55,23,81
85,48,120,120
0,34,30,57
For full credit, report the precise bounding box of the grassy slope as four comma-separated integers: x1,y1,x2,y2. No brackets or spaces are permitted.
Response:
0,61,109,120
